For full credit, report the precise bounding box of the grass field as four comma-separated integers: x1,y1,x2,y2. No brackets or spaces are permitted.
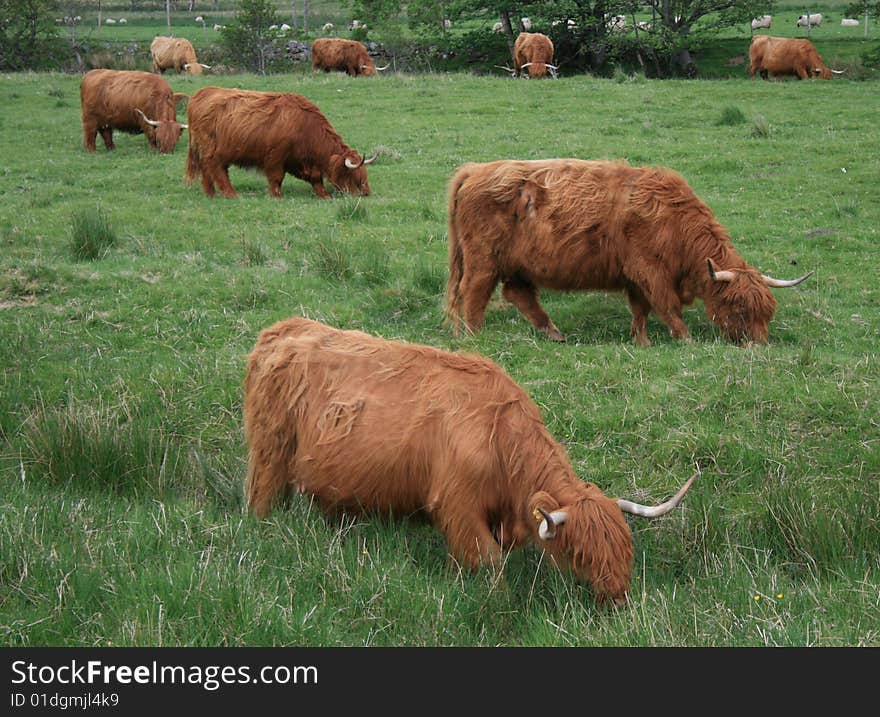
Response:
0,66,878,646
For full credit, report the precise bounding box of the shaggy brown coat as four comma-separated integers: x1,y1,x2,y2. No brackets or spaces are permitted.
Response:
446,159,806,345
150,36,204,75
80,69,187,153
513,32,555,77
749,35,832,79
185,87,373,199
311,38,377,76
244,317,640,603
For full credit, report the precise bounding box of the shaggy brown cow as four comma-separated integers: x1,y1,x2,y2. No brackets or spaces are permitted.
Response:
185,87,379,198
513,32,557,78
748,35,840,80
445,159,812,346
244,317,697,604
150,36,210,75
80,69,188,153
311,37,387,76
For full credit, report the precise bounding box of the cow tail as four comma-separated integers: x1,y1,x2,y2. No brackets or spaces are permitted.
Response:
444,169,468,333
184,134,201,185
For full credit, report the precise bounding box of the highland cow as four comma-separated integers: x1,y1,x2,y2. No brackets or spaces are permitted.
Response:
185,87,379,198
80,69,188,153
749,35,842,80
150,36,210,75
445,159,812,346
311,37,387,76
244,317,697,604
513,32,557,78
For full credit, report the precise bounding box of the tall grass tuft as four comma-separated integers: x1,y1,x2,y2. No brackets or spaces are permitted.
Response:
312,241,353,281
751,115,772,138
20,402,186,497
336,196,368,222
718,105,747,126
70,207,117,261
240,237,268,266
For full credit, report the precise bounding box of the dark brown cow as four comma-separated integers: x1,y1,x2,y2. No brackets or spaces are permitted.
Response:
244,316,696,604
184,87,379,199
80,69,188,153
150,36,210,75
311,37,387,76
513,32,557,78
749,35,840,80
445,159,812,346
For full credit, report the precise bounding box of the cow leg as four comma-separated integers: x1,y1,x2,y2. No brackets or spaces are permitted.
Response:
265,166,285,198
502,280,565,342
625,285,652,348
311,182,331,199
82,123,98,152
644,287,690,341
99,127,115,151
199,167,217,197
438,509,503,570
212,165,238,199
460,269,499,334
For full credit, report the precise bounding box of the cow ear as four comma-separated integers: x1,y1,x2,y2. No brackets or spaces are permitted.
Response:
529,491,562,539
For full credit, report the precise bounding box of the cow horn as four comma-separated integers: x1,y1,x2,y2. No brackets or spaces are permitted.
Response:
707,258,736,283
831,69,846,74
537,507,568,540
520,62,533,69
761,270,813,288
179,123,188,130
362,149,380,165
494,65,516,75
199,63,211,69
375,64,389,71
135,108,160,127
617,470,698,518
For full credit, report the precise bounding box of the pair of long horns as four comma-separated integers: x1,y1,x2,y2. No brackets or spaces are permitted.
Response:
537,470,700,540
344,149,381,169
519,61,559,77
707,259,813,288
363,63,389,71
135,108,187,129
184,62,212,69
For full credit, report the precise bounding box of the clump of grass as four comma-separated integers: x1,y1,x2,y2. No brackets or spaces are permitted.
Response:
47,87,64,99
751,115,772,138
0,263,58,300
312,241,353,281
718,105,747,126
336,196,368,222
240,237,268,266
21,403,185,497
356,243,391,286
70,207,116,261
831,196,859,218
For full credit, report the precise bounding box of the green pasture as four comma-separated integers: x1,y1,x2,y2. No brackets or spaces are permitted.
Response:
0,68,878,646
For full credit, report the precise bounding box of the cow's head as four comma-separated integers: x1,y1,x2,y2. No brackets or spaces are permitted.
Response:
520,61,558,78
531,472,697,605
183,62,211,75
327,149,380,196
135,108,187,154
704,258,812,343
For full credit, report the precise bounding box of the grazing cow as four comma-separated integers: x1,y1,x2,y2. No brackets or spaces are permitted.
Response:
185,87,378,199
445,159,812,346
322,22,335,33
749,35,839,80
751,15,772,31
150,36,210,75
493,21,504,33
841,18,860,27
513,32,557,78
797,13,823,27
244,317,697,604
311,37,387,76
80,69,188,153
520,17,532,31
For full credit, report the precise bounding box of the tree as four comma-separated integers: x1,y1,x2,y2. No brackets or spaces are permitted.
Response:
221,0,283,74
0,0,58,70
